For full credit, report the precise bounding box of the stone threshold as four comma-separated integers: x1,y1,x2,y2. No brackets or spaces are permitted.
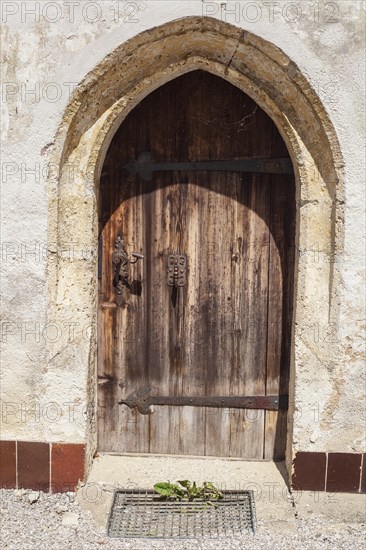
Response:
78,454,295,531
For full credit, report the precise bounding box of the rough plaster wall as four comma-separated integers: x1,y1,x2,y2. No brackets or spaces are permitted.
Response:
1,1,365,456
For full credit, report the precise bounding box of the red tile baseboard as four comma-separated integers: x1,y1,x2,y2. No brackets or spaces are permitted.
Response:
1,442,364,494
51,443,85,493
0,440,85,492
361,454,366,493
292,451,327,491
0,441,16,489
292,451,365,493
18,441,50,491
326,453,362,493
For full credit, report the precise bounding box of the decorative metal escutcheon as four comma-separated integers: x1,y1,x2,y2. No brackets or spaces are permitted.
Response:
167,254,187,287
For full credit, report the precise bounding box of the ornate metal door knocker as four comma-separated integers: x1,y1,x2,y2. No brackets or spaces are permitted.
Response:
112,235,144,294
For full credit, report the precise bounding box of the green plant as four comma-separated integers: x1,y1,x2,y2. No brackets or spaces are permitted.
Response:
153,480,223,501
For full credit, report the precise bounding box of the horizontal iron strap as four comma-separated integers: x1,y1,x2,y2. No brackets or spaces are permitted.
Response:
119,389,288,414
124,152,294,181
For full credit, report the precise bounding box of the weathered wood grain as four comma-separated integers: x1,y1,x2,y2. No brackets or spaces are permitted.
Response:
97,70,295,458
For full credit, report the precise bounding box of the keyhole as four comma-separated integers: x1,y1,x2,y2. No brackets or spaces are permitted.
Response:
171,286,178,308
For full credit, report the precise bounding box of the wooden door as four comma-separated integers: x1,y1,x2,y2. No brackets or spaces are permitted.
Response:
98,71,295,459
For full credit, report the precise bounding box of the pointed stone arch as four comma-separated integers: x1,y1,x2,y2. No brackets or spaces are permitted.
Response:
46,17,344,479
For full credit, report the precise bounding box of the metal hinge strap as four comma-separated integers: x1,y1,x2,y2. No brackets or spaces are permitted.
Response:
119,387,288,415
124,152,294,181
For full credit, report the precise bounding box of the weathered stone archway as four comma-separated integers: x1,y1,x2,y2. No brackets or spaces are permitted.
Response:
46,17,344,479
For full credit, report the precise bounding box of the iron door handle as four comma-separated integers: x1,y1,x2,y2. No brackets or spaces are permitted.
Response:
112,235,143,294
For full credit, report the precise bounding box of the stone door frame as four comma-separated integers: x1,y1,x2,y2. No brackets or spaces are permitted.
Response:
46,17,344,478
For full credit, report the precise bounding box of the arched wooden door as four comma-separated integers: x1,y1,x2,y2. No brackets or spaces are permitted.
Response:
98,71,295,459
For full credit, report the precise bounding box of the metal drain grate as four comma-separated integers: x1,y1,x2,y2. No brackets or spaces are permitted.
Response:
107,490,256,539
